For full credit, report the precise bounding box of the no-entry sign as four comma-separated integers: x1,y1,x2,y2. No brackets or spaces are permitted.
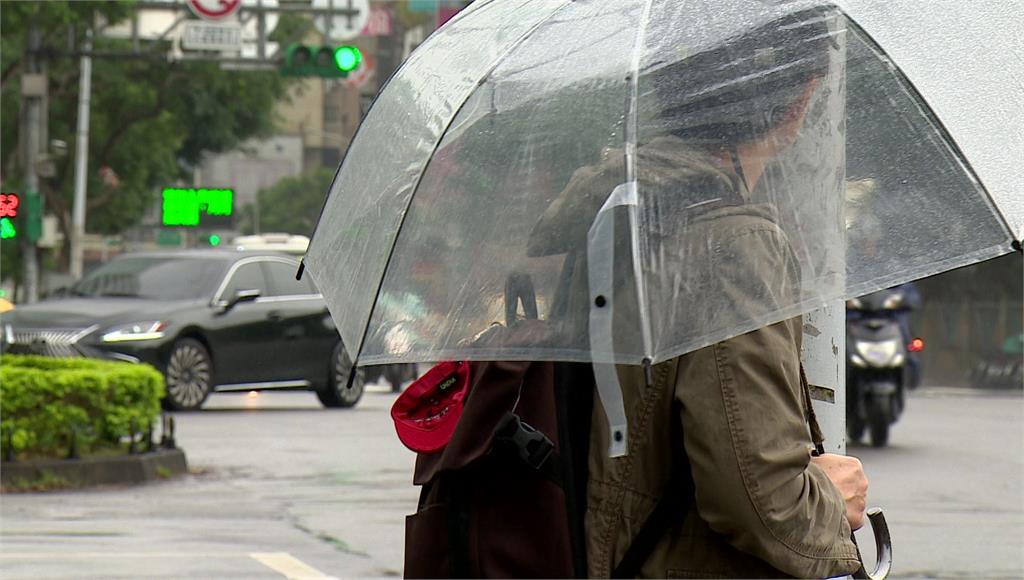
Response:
187,0,242,21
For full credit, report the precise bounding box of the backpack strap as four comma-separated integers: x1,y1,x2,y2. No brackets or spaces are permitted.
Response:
611,408,696,580
554,361,595,578
799,362,827,456
611,468,693,579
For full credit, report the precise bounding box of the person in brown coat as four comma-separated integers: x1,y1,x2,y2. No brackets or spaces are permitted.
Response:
530,6,870,578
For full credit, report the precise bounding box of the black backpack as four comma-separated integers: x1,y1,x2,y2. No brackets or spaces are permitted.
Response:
400,355,693,579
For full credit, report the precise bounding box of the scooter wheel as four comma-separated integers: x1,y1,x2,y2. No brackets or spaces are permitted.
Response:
868,396,890,447
847,419,865,444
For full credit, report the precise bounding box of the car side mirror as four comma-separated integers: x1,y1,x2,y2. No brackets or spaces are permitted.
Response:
221,289,261,312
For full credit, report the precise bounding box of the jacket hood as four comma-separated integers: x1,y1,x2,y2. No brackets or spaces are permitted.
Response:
527,136,742,257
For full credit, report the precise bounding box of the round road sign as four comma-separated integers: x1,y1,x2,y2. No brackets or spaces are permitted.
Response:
188,0,242,21
312,0,370,41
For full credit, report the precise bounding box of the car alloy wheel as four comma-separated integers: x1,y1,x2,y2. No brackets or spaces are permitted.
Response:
165,338,213,411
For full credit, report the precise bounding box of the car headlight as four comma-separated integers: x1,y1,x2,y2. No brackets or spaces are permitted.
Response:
881,293,904,309
846,298,863,309
101,321,167,343
855,339,901,367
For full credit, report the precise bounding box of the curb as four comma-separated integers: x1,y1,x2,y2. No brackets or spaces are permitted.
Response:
914,386,1023,398
1,448,188,491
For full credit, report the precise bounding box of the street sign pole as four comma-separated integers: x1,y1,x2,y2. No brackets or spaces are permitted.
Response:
20,24,44,303
70,29,93,281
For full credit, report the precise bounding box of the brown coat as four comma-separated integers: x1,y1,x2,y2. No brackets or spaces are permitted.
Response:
524,134,861,578
552,141,861,578
586,316,860,578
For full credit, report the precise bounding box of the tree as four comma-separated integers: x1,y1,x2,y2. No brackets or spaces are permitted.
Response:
240,168,336,237
1,1,305,270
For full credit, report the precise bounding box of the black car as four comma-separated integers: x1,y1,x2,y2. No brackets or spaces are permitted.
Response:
0,250,366,410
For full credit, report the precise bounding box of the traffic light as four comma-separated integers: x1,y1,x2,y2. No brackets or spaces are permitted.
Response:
0,192,41,241
281,44,363,78
206,234,221,247
0,218,15,240
0,193,17,240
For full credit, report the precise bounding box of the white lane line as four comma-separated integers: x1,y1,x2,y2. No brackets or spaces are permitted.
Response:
250,552,336,579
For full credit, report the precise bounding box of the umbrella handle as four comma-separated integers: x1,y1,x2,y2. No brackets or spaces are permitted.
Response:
852,507,892,580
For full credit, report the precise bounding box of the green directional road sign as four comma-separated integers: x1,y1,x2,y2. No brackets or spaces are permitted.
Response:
23,191,42,242
162,188,234,227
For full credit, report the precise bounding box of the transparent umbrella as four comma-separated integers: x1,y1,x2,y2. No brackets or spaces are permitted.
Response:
304,6,1019,574
305,0,1021,372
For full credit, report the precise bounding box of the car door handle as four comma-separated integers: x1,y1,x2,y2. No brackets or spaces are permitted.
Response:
267,310,283,322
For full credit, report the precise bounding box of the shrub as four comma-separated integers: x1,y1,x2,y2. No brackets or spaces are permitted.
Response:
0,355,164,460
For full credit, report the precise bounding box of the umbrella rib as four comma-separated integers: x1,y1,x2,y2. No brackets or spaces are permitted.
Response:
623,0,656,362
351,0,577,365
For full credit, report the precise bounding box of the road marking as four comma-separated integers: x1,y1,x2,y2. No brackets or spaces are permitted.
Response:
250,552,336,579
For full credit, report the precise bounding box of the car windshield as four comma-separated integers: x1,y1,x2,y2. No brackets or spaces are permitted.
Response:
70,256,227,300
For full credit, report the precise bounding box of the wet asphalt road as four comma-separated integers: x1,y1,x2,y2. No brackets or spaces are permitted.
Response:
0,382,418,579
0,383,1021,579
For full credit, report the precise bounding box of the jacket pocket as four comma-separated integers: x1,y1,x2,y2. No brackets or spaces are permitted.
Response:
404,504,451,579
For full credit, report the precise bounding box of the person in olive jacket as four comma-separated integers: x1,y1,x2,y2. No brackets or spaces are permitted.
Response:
530,6,869,578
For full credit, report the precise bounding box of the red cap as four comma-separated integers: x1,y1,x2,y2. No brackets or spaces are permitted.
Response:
391,361,471,453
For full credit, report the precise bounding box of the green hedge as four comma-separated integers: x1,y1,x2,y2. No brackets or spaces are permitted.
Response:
1,354,165,460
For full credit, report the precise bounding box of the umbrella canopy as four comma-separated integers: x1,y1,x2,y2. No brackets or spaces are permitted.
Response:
836,0,1024,240
305,0,1021,369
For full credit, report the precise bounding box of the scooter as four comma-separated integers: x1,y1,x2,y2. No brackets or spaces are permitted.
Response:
846,288,913,447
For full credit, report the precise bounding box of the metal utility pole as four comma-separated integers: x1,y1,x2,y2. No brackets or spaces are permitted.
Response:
20,24,44,303
801,302,846,454
70,29,94,280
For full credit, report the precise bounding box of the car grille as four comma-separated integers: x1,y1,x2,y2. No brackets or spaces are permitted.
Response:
4,326,95,358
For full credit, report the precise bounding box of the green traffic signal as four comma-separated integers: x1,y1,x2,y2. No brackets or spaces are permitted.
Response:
281,43,363,78
0,217,16,240
208,234,221,247
334,46,362,73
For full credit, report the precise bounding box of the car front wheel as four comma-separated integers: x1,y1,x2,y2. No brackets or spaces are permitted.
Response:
318,342,365,408
163,338,213,411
